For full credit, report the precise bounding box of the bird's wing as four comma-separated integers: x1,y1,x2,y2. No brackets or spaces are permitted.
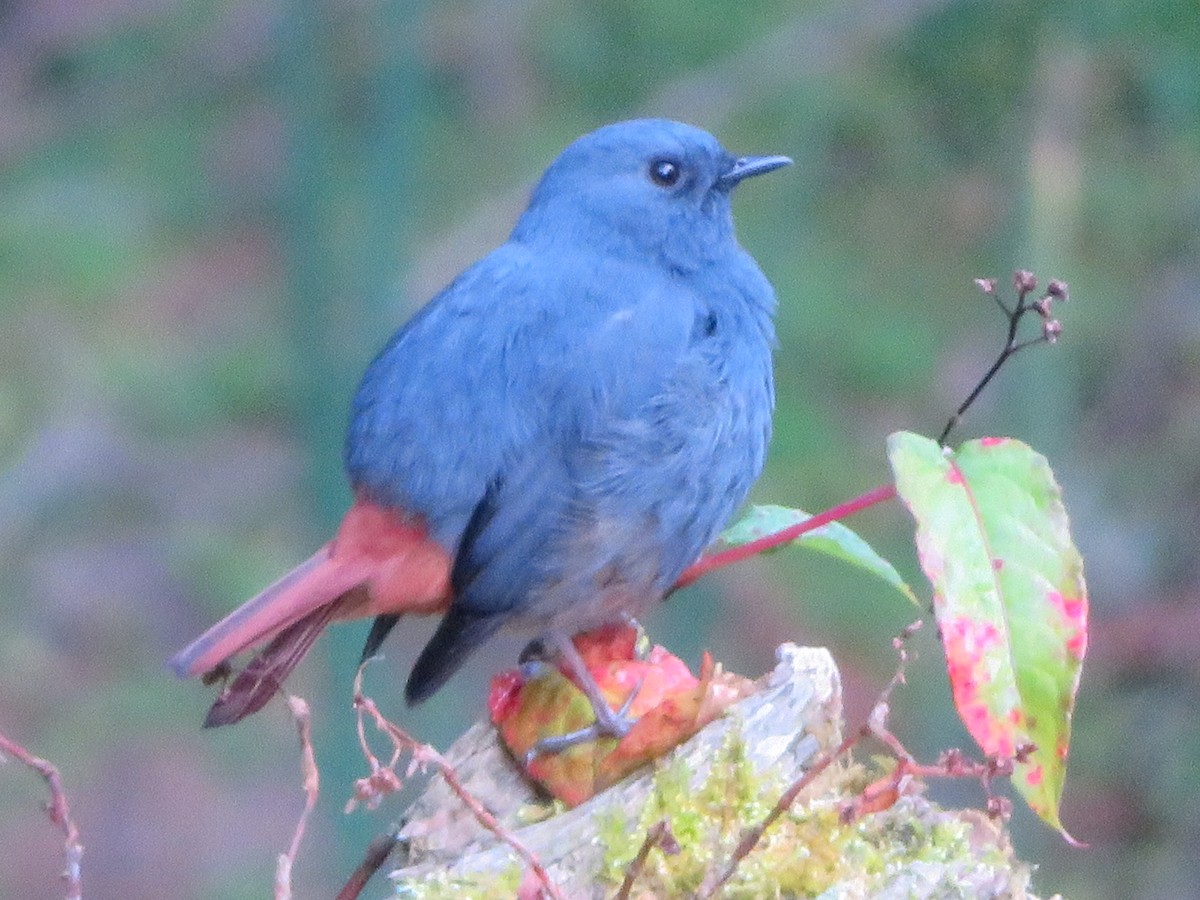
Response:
404,268,775,704
346,244,698,546
345,245,541,547
350,246,697,691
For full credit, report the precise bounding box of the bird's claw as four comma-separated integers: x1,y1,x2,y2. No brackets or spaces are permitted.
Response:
524,675,642,764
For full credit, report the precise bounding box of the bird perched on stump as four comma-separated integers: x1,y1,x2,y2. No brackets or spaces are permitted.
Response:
170,118,790,738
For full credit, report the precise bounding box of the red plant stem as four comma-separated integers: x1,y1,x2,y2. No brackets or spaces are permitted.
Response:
672,483,898,592
0,729,83,900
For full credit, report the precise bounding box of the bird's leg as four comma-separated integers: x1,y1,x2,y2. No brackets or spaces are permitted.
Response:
555,630,639,737
523,630,643,762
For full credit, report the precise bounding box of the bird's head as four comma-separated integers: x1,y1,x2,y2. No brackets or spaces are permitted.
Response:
513,119,790,272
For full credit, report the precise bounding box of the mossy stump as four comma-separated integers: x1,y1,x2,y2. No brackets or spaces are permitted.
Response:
387,646,1038,899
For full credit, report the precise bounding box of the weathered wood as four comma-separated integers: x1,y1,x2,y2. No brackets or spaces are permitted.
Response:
391,645,841,895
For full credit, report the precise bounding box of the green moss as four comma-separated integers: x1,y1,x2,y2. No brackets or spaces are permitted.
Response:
392,724,1029,898
597,725,1028,898
391,865,523,900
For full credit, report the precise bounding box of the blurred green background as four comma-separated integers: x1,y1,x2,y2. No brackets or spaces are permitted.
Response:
2,0,1198,897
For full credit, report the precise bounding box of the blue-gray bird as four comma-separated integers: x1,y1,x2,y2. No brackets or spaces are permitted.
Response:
169,119,790,734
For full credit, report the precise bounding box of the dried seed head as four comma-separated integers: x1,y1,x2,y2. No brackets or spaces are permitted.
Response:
974,277,998,295
1043,319,1063,344
1034,297,1052,319
1013,269,1037,295
1047,278,1069,301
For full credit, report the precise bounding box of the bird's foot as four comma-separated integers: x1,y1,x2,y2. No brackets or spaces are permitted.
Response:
524,678,641,765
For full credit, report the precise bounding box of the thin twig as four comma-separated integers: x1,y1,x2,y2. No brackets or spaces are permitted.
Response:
937,271,1066,445
351,677,566,900
698,617,1034,894
696,728,861,898
0,729,83,900
275,694,320,900
613,819,677,900
336,828,404,900
697,620,921,898
672,483,898,592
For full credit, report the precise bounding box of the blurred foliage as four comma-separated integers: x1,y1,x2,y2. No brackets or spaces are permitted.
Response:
1,0,1199,897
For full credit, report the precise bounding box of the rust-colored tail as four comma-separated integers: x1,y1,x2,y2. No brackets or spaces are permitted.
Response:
201,596,352,727
169,497,453,727
169,546,367,679
169,547,372,727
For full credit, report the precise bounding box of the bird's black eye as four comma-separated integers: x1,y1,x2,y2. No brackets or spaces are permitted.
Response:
648,158,682,188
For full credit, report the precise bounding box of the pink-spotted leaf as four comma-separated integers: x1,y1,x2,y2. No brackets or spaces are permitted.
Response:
887,431,1087,841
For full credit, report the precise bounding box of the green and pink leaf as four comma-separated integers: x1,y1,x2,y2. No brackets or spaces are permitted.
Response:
888,431,1087,841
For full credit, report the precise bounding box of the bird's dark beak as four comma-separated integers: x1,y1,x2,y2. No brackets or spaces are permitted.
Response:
717,154,793,189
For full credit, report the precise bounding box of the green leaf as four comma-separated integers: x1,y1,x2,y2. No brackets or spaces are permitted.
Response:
887,432,1088,841
719,504,920,607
